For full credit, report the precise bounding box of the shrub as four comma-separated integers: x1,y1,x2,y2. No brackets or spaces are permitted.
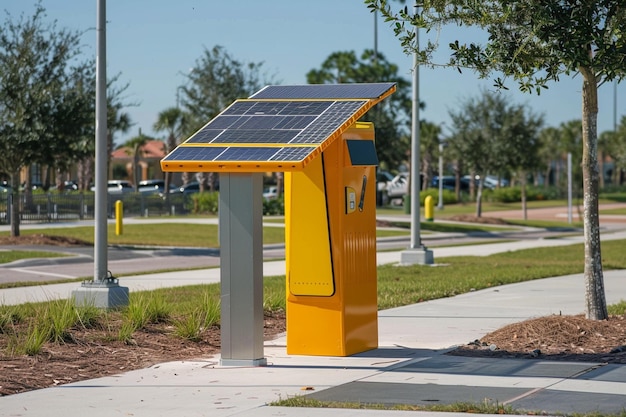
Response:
419,189,457,205
191,192,219,214
263,196,284,215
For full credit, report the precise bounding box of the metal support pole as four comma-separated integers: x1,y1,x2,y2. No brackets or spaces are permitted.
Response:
73,0,128,309
400,5,433,265
219,173,266,367
94,0,108,283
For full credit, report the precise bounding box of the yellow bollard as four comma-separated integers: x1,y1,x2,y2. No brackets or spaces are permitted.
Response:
425,195,434,222
115,200,123,235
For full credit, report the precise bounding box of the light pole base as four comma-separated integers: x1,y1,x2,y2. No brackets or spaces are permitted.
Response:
73,278,129,309
400,247,434,265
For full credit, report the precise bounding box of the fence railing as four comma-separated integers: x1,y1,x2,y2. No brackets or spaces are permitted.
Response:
0,192,193,225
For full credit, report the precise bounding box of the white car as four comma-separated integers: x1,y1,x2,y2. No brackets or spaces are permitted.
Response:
386,172,409,200
91,180,134,194
263,186,278,200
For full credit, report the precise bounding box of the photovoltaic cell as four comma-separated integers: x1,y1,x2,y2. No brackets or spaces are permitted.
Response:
219,147,279,161
211,130,297,144
270,147,316,161
186,99,367,146
162,146,227,162
291,101,365,144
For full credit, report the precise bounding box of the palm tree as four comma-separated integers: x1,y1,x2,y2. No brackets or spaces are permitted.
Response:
154,107,188,204
122,130,147,191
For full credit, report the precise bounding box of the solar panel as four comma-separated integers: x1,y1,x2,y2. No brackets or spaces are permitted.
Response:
160,83,396,173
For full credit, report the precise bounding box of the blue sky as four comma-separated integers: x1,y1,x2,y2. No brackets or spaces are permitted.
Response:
5,1,625,145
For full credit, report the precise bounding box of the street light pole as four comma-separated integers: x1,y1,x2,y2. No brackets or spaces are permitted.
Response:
400,5,433,265
437,141,444,210
73,0,128,308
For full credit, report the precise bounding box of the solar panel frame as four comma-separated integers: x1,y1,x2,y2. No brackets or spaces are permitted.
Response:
250,83,395,100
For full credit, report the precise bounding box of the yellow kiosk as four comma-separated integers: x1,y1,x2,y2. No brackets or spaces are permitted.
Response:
161,83,395,361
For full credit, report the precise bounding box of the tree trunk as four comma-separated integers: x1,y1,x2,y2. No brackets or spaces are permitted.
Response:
580,67,607,320
164,133,177,210
475,176,483,217
9,172,20,237
521,173,528,221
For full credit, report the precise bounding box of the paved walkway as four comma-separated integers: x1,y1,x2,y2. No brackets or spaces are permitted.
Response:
1,222,626,416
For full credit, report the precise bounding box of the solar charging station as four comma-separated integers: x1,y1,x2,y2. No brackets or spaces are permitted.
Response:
161,83,395,364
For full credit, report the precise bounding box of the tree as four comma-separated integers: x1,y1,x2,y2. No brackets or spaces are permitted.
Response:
447,89,531,216
307,50,413,171
367,0,626,319
154,107,188,205
0,5,86,237
180,45,270,133
502,104,544,220
178,45,272,191
122,132,148,191
419,120,442,190
605,116,626,185
72,74,134,192
537,127,562,188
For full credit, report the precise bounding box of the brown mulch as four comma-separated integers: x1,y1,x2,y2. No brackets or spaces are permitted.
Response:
447,215,510,225
0,311,286,397
449,314,626,364
0,234,92,247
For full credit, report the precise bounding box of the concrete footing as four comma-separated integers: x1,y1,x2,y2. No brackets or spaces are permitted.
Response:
400,247,434,265
73,280,129,309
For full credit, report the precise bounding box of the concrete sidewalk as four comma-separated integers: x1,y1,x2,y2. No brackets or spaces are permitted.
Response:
1,233,626,416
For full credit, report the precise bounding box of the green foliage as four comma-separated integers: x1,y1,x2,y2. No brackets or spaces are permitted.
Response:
18,323,50,356
599,188,626,203
263,196,285,215
173,291,221,341
43,298,80,343
608,301,626,316
0,250,67,264
0,305,22,334
272,396,515,414
306,50,411,170
485,185,578,203
117,321,137,344
123,292,172,331
419,188,457,205
180,45,273,134
173,311,206,341
0,5,87,176
191,191,219,214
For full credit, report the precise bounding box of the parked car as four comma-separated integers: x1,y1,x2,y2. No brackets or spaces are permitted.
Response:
263,185,278,200
91,180,134,194
385,172,409,200
172,181,201,196
432,176,472,193
138,179,176,195
461,175,508,190
376,170,394,193
50,180,79,192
